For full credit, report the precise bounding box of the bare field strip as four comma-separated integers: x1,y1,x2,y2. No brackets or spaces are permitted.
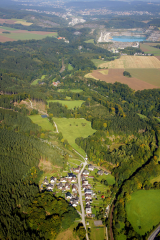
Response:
90,69,159,91
99,56,160,69
0,35,15,42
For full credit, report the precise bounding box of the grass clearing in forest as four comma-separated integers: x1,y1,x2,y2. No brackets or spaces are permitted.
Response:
98,56,160,69
91,58,108,67
127,69,160,87
126,189,160,235
53,118,96,157
29,115,55,131
68,64,73,70
31,79,40,85
85,39,94,44
150,175,160,183
47,100,85,109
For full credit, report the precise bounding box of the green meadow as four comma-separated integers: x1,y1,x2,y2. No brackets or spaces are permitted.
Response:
85,39,94,44
87,220,105,240
47,100,85,109
29,115,55,131
53,118,96,156
126,189,160,235
31,75,47,85
91,59,108,67
140,43,160,56
127,68,160,87
68,64,73,70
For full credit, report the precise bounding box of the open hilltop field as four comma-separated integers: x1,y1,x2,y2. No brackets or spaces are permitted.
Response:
126,190,160,235
85,56,160,91
53,118,96,157
47,100,85,110
0,26,57,42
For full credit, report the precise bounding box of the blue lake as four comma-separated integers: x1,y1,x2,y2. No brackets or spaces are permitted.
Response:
112,36,146,42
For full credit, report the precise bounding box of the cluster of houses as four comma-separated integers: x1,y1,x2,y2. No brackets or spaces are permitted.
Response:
81,164,109,217
42,171,80,207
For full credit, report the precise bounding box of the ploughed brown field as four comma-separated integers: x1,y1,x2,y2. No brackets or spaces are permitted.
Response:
90,69,159,91
0,35,15,42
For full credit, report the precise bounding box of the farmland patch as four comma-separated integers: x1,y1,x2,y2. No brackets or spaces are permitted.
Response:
89,69,159,91
127,69,160,87
98,56,160,69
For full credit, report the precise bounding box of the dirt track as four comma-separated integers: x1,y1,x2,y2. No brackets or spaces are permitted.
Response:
91,69,159,91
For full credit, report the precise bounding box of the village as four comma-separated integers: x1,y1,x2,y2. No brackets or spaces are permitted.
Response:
41,162,112,219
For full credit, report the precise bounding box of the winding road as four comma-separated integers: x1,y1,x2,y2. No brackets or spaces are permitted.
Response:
148,225,160,240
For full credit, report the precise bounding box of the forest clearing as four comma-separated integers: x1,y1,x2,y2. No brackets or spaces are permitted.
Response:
53,117,96,156
126,190,160,235
47,100,85,110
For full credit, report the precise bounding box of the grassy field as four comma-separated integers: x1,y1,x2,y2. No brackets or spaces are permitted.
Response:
0,32,57,41
85,39,94,44
140,43,160,56
85,72,99,80
31,75,47,85
127,69,160,87
55,222,80,240
68,64,73,70
137,113,148,119
0,26,18,31
47,100,85,110
87,220,105,240
29,115,55,131
126,189,160,235
91,59,108,67
98,56,160,69
11,18,33,26
31,79,40,85
53,118,96,157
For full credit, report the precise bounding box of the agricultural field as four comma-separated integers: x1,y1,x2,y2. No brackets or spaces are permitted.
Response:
55,222,80,240
140,43,160,56
127,69,160,87
126,189,160,235
0,26,57,42
57,89,83,93
29,115,55,131
0,18,33,26
47,100,85,110
87,69,159,91
98,56,160,69
53,118,96,157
